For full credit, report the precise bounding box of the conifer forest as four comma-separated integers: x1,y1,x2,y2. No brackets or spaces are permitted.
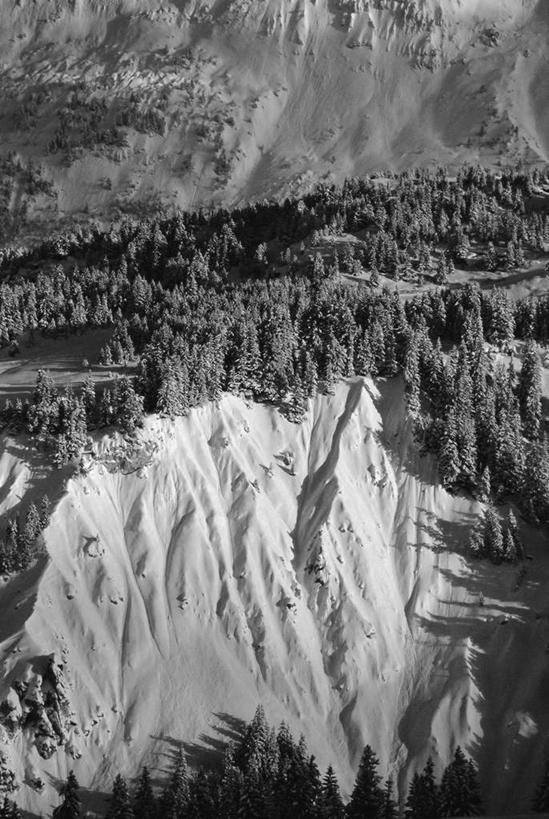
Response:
1,164,549,817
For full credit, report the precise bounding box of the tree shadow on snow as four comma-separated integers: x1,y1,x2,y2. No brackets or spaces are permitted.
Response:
401,550,547,816
0,436,72,530
42,772,110,818
372,377,444,490
413,506,480,554
151,712,247,775
0,556,48,644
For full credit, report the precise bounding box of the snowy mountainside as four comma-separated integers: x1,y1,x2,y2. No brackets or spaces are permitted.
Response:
0,378,548,814
0,0,548,236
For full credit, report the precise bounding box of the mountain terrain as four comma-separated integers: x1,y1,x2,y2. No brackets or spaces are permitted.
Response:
0,376,548,815
0,0,548,239
0,6,549,815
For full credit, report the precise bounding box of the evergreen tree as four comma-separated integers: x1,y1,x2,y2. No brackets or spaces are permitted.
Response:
439,410,460,490
467,522,485,559
483,507,504,563
486,242,498,272
382,777,398,819
478,466,491,502
0,753,17,798
21,503,40,550
507,509,523,560
160,748,189,819
440,747,482,817
405,773,421,819
81,374,98,428
0,798,21,819
518,340,542,440
319,766,345,819
501,526,518,563
347,745,384,819
465,759,483,816
38,494,51,530
415,758,440,819
187,769,218,819
133,767,156,819
435,253,448,285
106,775,134,819
218,751,244,819
53,771,81,819
112,377,144,434
404,335,421,417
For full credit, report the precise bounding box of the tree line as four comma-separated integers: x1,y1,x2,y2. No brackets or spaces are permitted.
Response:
3,706,549,817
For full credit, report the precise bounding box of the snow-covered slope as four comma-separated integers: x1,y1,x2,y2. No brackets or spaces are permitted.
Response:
1,378,548,814
0,0,548,235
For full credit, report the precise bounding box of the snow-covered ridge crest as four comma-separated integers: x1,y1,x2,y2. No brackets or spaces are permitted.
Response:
0,378,547,814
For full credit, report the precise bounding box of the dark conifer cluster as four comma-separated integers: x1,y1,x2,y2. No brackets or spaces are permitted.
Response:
467,507,522,563
1,708,490,817
403,310,548,537
1,367,144,467
0,494,50,574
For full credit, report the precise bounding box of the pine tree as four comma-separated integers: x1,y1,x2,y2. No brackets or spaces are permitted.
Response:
478,465,491,502
382,777,398,819
218,751,243,818
302,754,322,818
440,747,482,817
106,775,134,819
405,773,421,819
435,254,448,285
133,767,156,819
486,242,498,272
465,759,483,816
187,769,218,819
237,705,269,772
319,766,345,819
112,377,144,434
81,374,97,428
483,507,504,563
21,503,40,549
495,409,525,496
518,340,542,440
467,522,485,559
502,527,518,563
347,745,384,819
507,509,523,560
53,771,81,819
0,798,21,819
4,521,19,572
160,748,189,818
38,494,50,530
439,410,460,490
417,757,440,819
524,439,549,524
404,335,421,417
0,752,17,798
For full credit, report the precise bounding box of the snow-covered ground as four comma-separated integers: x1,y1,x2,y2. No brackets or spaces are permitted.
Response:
1,378,548,814
0,0,547,237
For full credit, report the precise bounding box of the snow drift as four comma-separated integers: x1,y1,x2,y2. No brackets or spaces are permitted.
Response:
0,377,548,814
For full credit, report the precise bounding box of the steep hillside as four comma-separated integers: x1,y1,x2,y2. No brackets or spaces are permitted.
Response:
0,0,548,238
1,378,548,815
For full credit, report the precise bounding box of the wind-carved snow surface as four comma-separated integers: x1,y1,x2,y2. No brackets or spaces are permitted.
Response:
1,378,549,814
